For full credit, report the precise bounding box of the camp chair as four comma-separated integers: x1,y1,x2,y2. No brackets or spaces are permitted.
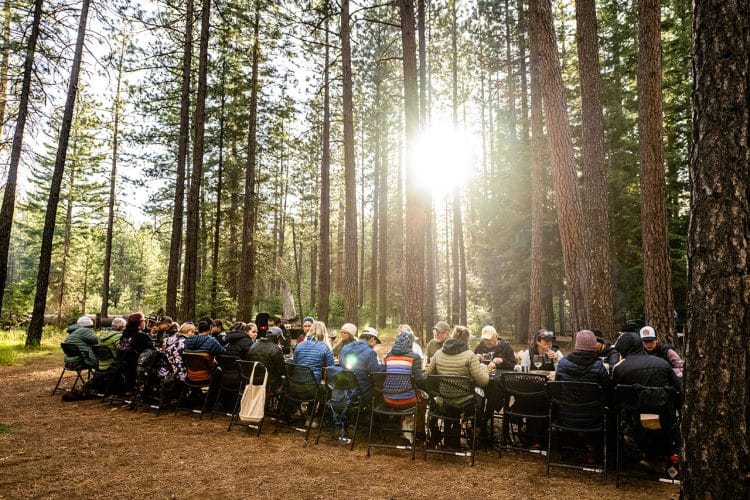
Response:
424,375,480,466
315,368,364,450
499,372,550,457
174,351,215,418
275,363,323,443
367,371,420,460
52,343,93,395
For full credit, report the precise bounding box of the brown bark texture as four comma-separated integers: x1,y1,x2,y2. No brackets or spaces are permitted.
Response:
0,0,10,145
683,2,749,497
528,15,545,337
317,11,331,324
166,0,193,319
401,0,425,337
575,0,615,339
27,0,90,346
529,0,590,333
341,0,359,324
181,0,210,321
638,0,674,342
0,0,42,316
238,0,261,322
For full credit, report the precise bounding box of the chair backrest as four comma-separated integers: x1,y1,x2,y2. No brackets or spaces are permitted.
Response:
501,372,548,398
547,381,605,412
328,369,359,391
60,342,82,358
182,351,215,383
216,355,241,374
284,362,319,399
92,344,114,361
237,360,268,386
370,371,414,397
425,375,474,403
615,384,678,414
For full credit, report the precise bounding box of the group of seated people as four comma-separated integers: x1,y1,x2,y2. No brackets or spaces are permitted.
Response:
62,312,684,466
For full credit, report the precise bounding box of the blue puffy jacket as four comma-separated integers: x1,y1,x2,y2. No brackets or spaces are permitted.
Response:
339,340,380,399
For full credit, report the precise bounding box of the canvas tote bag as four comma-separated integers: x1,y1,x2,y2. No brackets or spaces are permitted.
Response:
238,363,268,423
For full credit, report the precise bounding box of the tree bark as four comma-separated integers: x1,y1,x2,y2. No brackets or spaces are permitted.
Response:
166,0,193,319
238,0,261,321
317,8,331,323
211,64,226,317
341,0,358,323
181,0,210,321
0,0,42,316
26,0,90,346
0,0,11,147
377,104,388,329
101,37,126,319
401,0,425,337
528,11,545,337
682,3,749,497
528,0,590,333
638,0,674,342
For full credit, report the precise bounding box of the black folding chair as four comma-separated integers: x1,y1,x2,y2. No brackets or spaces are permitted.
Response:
546,381,607,481
314,369,364,450
367,372,419,460
174,351,215,418
275,363,323,443
615,384,681,487
424,375,480,466
228,360,274,436
51,343,93,395
87,344,116,399
499,372,550,457
210,355,242,419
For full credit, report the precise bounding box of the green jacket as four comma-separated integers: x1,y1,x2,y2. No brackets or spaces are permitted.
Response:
63,325,99,368
425,339,489,405
96,330,122,370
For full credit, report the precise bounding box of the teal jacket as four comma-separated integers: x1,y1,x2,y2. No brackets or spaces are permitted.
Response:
63,325,99,368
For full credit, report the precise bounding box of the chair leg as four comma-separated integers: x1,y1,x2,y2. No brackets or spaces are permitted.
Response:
51,368,67,395
316,402,329,445
411,409,417,461
366,404,375,457
349,405,362,451
603,414,608,483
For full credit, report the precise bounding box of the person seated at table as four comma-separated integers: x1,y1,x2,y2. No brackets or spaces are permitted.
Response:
159,322,194,383
96,317,125,371
522,329,563,370
384,329,426,441
640,326,683,378
293,322,335,383
246,326,286,392
299,316,315,343
334,328,380,400
592,329,620,367
426,321,450,363
224,321,254,359
325,324,337,349
425,326,488,446
309,321,333,351
396,324,424,358
474,325,516,371
333,323,357,358
117,313,155,394
64,316,99,369
184,320,226,357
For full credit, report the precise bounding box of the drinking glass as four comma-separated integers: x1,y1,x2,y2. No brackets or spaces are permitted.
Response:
533,354,544,370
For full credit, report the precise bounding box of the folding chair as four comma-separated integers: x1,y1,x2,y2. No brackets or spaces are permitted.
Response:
87,344,116,399
210,355,242,419
424,375,480,466
367,372,419,460
228,360,274,436
174,351,215,418
615,384,681,487
315,369,364,450
546,381,607,481
51,343,92,395
275,363,322,443
499,372,550,457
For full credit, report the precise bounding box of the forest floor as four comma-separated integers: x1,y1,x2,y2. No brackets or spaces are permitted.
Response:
0,353,680,499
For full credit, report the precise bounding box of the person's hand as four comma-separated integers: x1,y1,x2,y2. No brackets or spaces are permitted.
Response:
475,354,483,361
546,350,558,361
492,357,502,366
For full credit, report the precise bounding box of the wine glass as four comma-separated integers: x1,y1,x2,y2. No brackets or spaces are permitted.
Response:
533,354,544,370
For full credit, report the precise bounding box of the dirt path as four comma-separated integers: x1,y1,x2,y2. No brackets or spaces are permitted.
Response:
0,356,678,499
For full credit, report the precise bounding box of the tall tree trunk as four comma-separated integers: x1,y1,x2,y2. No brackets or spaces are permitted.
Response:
101,37,126,319
417,0,427,125
227,137,239,300
638,0,674,342
317,9,331,323
181,0,210,321
401,0,424,337
0,0,42,316
359,132,365,308
449,0,460,326
211,65,226,317
0,0,11,146
505,0,517,142
517,0,529,143
166,0,193,319
528,20,544,337
683,3,749,495
576,0,614,339
335,194,344,293
59,162,76,322
26,0,90,346
341,0,358,323
370,79,380,322
377,109,388,329
238,0,261,321
528,0,590,333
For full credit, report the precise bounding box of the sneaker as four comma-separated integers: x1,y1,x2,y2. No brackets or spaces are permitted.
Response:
306,418,319,429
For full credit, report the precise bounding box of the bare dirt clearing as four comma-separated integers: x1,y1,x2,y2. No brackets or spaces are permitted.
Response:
0,355,678,499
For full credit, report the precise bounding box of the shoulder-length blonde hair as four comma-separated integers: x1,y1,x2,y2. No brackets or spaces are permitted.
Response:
312,321,332,349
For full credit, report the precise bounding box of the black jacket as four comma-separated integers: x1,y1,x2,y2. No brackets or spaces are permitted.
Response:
224,330,254,359
595,336,620,366
474,339,516,370
247,338,285,391
612,332,681,393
